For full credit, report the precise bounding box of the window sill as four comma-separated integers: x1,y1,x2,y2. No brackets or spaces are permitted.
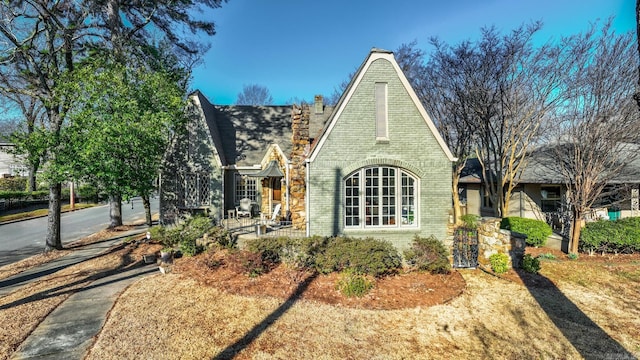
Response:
344,225,418,232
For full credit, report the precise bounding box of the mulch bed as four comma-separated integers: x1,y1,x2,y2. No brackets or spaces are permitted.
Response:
173,250,466,310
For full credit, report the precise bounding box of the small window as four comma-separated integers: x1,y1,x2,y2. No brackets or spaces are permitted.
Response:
235,173,257,202
481,187,493,209
541,186,561,212
375,82,388,140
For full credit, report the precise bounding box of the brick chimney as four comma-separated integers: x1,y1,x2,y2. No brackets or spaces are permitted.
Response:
290,104,310,230
314,95,323,115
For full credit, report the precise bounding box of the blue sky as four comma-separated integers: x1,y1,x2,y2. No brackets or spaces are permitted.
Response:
193,0,635,105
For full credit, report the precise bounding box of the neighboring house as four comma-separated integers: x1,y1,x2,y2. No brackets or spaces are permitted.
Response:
460,147,640,227
160,48,456,249
0,143,27,178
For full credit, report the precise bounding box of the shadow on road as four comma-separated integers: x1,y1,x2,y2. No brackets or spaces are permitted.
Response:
516,269,636,359
213,272,318,359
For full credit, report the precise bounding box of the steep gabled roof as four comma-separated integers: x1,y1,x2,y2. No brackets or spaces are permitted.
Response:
191,91,333,167
191,91,227,166
308,48,456,163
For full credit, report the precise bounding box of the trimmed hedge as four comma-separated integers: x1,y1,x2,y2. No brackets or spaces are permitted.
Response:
315,237,402,277
580,217,640,254
246,236,402,277
500,217,552,247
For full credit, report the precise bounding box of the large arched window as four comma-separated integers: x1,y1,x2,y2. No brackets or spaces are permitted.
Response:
345,166,418,228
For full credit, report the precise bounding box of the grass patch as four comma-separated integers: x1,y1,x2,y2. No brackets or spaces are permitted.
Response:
0,203,97,223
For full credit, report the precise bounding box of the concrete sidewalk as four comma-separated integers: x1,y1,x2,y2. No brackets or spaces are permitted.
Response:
0,227,158,360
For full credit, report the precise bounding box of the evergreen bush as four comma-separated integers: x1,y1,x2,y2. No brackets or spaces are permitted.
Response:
521,254,541,274
489,252,509,274
403,235,451,274
500,217,552,247
315,237,402,277
335,269,375,297
580,217,640,254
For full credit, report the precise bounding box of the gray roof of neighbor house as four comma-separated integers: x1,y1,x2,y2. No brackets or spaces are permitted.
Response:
460,144,640,185
192,91,333,168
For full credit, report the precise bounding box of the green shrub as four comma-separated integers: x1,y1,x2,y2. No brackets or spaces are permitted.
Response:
489,252,509,274
460,214,480,229
403,235,451,274
148,226,165,241
500,217,552,247
537,253,556,260
210,226,234,248
0,177,27,191
162,227,182,248
179,236,198,256
335,269,375,297
568,252,579,260
246,236,290,264
580,217,640,254
521,254,541,274
246,236,330,270
171,216,214,257
315,237,402,277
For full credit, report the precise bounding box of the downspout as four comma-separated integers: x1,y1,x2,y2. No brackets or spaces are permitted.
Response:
305,158,310,237
221,166,229,223
519,186,524,218
285,159,291,219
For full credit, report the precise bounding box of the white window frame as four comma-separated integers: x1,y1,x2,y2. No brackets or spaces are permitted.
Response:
375,82,389,140
235,173,257,202
344,166,418,229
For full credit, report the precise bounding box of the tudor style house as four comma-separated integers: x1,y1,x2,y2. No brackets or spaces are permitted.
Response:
160,48,456,249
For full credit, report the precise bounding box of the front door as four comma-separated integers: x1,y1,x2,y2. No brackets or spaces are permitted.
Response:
272,178,281,202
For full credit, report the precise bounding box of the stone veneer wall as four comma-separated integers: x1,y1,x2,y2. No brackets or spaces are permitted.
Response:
476,218,526,268
289,104,309,230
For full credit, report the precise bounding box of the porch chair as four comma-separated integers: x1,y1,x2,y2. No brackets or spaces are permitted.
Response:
236,198,252,218
266,203,282,228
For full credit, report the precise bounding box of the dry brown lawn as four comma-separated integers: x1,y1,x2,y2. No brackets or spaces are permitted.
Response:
0,226,155,359
84,247,640,360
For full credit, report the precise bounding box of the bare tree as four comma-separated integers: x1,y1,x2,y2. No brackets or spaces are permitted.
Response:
411,24,563,219
236,84,274,105
548,22,640,253
472,23,564,217
404,40,477,222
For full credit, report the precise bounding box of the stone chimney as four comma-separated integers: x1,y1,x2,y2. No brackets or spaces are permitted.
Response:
290,104,310,230
314,95,323,115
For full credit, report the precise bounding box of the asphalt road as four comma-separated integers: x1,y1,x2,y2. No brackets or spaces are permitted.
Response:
0,197,159,267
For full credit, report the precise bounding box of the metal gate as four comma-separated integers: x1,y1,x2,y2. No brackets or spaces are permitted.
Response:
453,228,478,268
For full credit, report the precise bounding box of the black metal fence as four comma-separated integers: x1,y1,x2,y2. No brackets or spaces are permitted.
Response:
453,227,479,268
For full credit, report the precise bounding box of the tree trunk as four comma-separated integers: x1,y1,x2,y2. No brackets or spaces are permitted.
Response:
142,194,152,226
45,182,62,251
570,209,583,254
109,193,123,228
27,166,37,192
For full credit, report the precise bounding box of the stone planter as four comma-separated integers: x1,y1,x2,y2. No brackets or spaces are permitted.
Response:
142,254,157,264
